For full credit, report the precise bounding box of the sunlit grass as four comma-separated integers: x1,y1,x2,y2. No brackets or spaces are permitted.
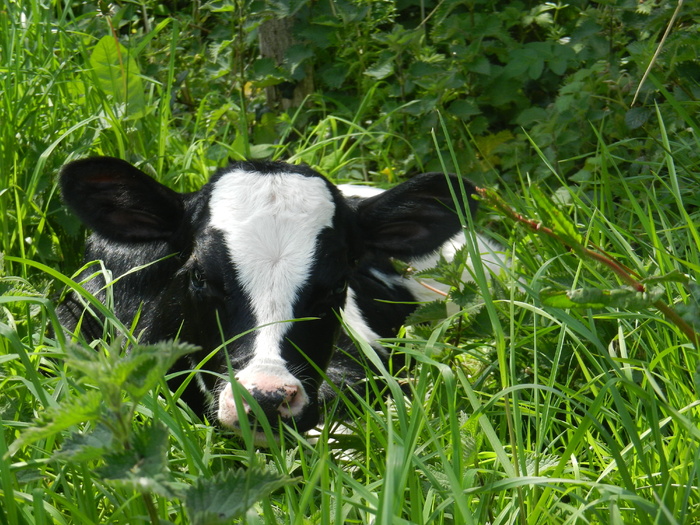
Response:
1,2,699,524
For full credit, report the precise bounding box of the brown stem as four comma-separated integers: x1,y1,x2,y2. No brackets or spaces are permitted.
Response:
476,187,700,349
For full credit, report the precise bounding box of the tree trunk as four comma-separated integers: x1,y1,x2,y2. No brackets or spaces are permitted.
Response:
258,18,314,110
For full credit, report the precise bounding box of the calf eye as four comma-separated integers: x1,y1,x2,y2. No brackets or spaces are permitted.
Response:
189,267,207,291
333,280,349,296
308,279,348,317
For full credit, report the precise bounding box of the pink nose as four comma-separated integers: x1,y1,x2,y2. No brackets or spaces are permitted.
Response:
218,373,308,429
239,377,301,420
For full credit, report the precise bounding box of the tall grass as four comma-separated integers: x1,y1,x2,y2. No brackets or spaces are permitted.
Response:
2,2,699,524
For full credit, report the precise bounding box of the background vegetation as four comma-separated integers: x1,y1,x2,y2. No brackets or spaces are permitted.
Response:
1,0,699,523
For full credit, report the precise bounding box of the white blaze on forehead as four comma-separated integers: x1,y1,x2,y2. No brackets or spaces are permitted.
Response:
209,168,336,365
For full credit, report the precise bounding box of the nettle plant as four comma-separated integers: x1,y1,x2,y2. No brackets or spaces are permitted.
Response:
8,333,293,524
237,0,700,180
49,0,700,187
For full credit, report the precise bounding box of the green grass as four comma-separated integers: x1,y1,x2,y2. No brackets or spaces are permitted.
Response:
2,2,700,524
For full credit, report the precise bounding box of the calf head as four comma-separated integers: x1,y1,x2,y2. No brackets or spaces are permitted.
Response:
59,157,476,439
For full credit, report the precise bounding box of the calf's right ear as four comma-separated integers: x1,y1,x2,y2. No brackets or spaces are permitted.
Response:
59,157,184,242
356,172,478,258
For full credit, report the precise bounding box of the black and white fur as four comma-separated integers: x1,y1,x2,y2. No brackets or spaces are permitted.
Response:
58,157,502,442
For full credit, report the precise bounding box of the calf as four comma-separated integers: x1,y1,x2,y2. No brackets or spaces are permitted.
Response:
58,157,499,441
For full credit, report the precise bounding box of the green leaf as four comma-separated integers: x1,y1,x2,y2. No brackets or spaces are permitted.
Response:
447,99,481,118
640,270,689,285
285,44,314,78
409,61,444,78
98,421,177,498
467,56,491,75
365,58,395,80
503,55,529,78
8,390,103,456
540,286,665,310
405,300,448,325
64,341,198,404
251,57,284,87
530,186,583,247
450,284,482,310
549,56,568,75
414,249,467,289
120,342,200,401
527,56,544,80
625,107,651,130
186,469,294,525
321,64,349,88
676,282,700,331
56,424,115,462
516,107,548,126
249,143,278,159
90,35,146,119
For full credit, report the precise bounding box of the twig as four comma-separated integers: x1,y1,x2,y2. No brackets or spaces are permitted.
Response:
416,280,448,297
476,187,700,349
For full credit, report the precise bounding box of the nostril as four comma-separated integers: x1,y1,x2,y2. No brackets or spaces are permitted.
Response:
250,384,298,419
283,386,305,417
232,372,309,423
281,384,298,404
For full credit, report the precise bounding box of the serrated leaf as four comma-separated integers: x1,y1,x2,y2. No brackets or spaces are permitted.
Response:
9,390,103,456
98,421,177,498
64,341,104,368
467,55,491,75
530,186,583,247
121,341,199,401
251,57,283,86
55,424,115,462
549,55,568,75
414,248,466,288
404,300,448,325
540,286,664,310
365,58,394,80
285,44,314,78
450,284,482,310
447,99,481,118
503,54,529,78
625,107,651,130
524,453,560,476
249,143,277,159
424,464,451,490
65,341,198,403
640,270,689,285
321,64,349,88
516,106,548,126
186,469,294,525
104,468,179,499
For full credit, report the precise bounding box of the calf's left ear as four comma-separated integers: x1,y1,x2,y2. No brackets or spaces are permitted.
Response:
59,156,185,242
356,173,478,257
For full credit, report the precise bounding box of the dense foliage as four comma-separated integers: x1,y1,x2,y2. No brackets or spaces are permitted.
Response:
1,0,699,523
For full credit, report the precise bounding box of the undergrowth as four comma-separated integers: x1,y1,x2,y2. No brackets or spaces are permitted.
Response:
1,1,699,524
